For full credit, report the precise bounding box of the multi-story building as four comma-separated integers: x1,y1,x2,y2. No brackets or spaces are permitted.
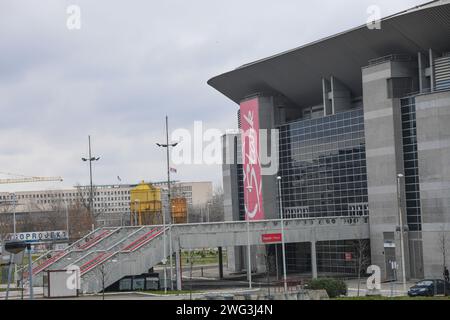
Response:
0,185,133,228
0,181,213,229
212,1,450,280
170,181,213,207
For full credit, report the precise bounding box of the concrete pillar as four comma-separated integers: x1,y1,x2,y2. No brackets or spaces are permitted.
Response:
429,48,436,91
218,247,224,279
418,52,427,92
322,78,332,116
311,241,318,279
175,249,182,290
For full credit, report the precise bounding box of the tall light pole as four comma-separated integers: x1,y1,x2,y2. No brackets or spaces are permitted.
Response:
244,187,252,289
65,200,69,241
12,193,17,237
157,116,178,291
133,199,140,226
6,193,17,300
82,135,100,228
396,173,407,294
277,176,288,292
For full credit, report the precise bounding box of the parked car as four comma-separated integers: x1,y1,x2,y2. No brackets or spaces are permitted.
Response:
408,279,450,297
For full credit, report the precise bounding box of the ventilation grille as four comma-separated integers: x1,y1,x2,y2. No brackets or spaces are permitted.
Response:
435,55,450,91
237,109,241,129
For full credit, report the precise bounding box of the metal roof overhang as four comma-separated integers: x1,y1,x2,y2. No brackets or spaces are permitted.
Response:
207,1,450,107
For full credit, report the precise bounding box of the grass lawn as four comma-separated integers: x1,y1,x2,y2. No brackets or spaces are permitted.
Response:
180,250,227,266
142,290,198,295
0,288,23,292
154,249,227,267
335,295,450,300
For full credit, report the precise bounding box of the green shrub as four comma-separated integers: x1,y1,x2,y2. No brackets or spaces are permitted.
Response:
306,278,347,298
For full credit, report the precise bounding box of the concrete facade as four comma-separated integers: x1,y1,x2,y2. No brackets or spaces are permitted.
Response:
416,91,450,278
362,59,416,281
211,2,450,281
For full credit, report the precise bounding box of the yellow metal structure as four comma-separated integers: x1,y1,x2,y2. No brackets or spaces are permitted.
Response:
130,181,162,225
171,198,187,224
0,172,63,185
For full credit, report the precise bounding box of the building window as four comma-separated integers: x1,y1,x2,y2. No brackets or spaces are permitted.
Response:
400,97,422,232
278,108,368,218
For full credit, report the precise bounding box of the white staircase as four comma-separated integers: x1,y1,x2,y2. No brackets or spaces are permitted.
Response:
19,216,370,294
20,226,171,293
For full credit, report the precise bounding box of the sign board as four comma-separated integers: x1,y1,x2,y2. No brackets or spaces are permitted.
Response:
6,231,68,243
384,240,396,248
240,98,265,221
345,252,352,261
262,233,282,243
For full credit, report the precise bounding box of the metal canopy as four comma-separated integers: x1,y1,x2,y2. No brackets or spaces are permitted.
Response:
208,1,450,107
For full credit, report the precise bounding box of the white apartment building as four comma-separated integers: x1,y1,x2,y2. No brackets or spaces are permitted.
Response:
0,181,213,227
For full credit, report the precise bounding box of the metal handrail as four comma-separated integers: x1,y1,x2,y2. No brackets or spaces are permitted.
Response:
55,227,145,269
123,228,165,252
28,228,124,277
368,54,412,66
68,249,107,268
73,227,123,251
81,227,170,278
63,227,147,270
18,227,109,275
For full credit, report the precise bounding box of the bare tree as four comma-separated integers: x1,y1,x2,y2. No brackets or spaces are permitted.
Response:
75,184,116,228
209,186,224,222
92,260,117,300
67,201,94,242
187,249,197,300
439,230,448,271
353,238,371,297
185,187,225,224
187,205,203,223
0,201,13,241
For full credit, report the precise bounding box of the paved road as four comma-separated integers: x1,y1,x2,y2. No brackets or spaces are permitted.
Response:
1,267,419,300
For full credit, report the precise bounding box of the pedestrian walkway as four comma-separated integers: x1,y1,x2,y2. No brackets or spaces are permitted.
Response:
345,279,416,297
0,286,43,300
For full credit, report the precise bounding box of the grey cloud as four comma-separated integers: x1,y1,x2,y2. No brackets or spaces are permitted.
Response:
0,0,426,192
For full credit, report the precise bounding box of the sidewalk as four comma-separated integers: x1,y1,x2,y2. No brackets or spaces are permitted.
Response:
345,279,416,297
0,284,43,300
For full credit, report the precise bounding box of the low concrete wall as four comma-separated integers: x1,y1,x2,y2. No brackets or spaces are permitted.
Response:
199,289,329,301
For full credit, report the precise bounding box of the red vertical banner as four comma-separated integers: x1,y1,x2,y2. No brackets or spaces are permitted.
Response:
240,98,265,221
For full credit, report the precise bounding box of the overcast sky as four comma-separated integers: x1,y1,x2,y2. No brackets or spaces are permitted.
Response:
0,0,427,192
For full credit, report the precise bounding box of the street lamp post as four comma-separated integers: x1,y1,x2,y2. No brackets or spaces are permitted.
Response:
277,176,288,292
157,116,179,291
13,193,17,235
5,193,17,300
27,244,33,300
133,199,140,226
12,193,18,288
65,200,69,241
245,202,252,289
82,135,100,228
396,173,407,294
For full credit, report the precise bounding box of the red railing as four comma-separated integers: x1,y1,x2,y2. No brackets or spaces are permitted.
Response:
121,227,161,252
128,228,164,252
31,250,67,275
79,228,165,275
77,230,112,250
80,252,114,275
